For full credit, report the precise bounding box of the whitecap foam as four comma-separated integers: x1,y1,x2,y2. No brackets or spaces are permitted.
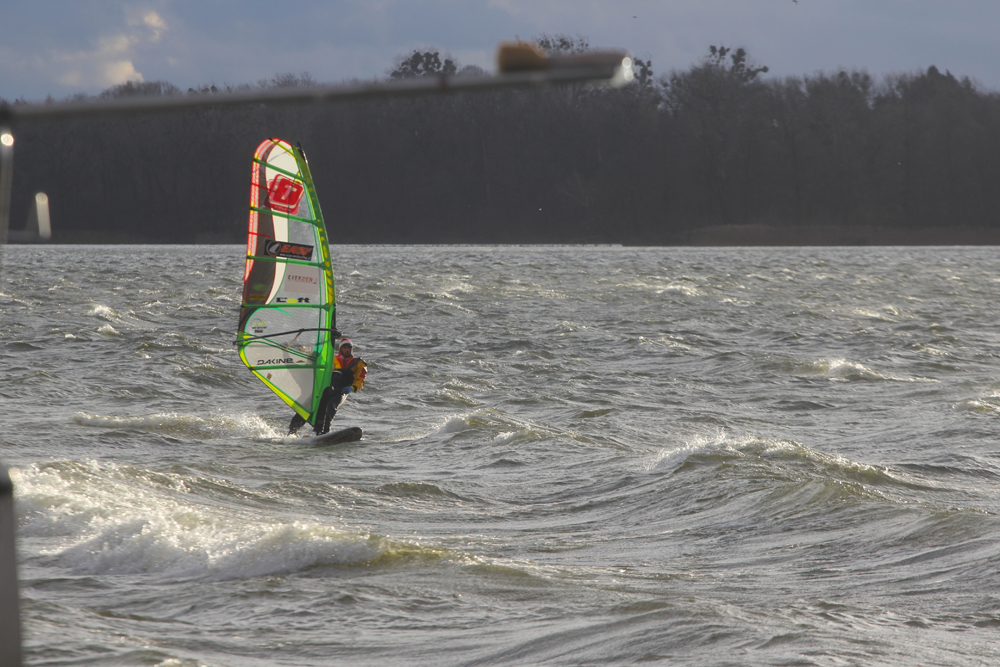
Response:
492,431,518,445
72,411,281,440
56,514,384,580
802,358,936,383
377,412,476,443
955,394,1000,414
437,386,481,407
637,335,694,352
644,431,727,473
439,414,474,434
852,305,902,322
682,432,940,493
14,460,384,580
659,282,699,297
623,276,701,296
88,303,155,332
89,304,117,320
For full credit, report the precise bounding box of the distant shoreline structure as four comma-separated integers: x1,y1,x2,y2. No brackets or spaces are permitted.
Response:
7,225,1000,246
668,224,1000,247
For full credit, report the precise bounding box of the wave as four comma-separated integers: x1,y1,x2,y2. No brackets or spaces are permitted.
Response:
768,356,938,383
11,460,475,582
72,411,279,440
641,431,979,518
367,481,466,501
427,409,597,451
955,390,1000,415
97,323,121,337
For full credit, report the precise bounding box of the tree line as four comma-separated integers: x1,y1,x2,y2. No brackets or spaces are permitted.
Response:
4,39,1000,244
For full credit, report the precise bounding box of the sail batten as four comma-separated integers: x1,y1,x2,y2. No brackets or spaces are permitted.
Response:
248,207,318,224
245,256,325,267
237,138,338,423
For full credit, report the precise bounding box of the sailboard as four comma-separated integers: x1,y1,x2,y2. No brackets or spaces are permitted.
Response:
300,426,364,446
236,138,341,432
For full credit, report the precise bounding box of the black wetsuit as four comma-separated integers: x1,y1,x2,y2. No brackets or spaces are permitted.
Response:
288,364,359,435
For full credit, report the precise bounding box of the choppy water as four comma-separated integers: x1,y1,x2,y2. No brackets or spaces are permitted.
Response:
3,244,1000,666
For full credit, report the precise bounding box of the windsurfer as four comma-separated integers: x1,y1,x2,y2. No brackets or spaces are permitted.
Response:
289,338,367,435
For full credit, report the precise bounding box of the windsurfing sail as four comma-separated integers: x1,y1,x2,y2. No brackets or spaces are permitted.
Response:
237,138,338,426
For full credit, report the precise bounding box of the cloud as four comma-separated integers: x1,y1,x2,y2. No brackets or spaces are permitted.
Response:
8,7,170,96
128,9,169,41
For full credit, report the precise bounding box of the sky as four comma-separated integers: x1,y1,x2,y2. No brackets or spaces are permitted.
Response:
1,0,999,102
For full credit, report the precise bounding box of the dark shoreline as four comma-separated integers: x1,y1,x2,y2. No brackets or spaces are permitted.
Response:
665,225,1000,247
8,225,1000,246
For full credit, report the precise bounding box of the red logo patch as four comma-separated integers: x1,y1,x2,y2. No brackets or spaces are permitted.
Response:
267,175,304,213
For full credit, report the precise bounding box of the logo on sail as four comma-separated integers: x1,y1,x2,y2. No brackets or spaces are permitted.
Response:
266,175,304,213
264,240,314,260
285,271,320,295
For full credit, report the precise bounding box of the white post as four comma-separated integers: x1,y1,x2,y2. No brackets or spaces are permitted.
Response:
0,129,12,246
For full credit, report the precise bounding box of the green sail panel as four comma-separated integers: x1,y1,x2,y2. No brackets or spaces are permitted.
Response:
237,138,337,425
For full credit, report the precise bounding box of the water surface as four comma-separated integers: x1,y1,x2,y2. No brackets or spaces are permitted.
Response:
3,245,1000,666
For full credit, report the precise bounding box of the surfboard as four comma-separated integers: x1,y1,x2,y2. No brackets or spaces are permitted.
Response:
301,426,363,445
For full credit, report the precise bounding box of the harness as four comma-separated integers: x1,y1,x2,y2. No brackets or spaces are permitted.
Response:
332,355,362,390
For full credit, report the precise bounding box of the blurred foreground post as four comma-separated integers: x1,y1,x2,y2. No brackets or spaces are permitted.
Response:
0,464,22,667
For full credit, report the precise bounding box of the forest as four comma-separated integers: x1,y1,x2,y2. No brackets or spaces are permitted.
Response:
3,39,1000,245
